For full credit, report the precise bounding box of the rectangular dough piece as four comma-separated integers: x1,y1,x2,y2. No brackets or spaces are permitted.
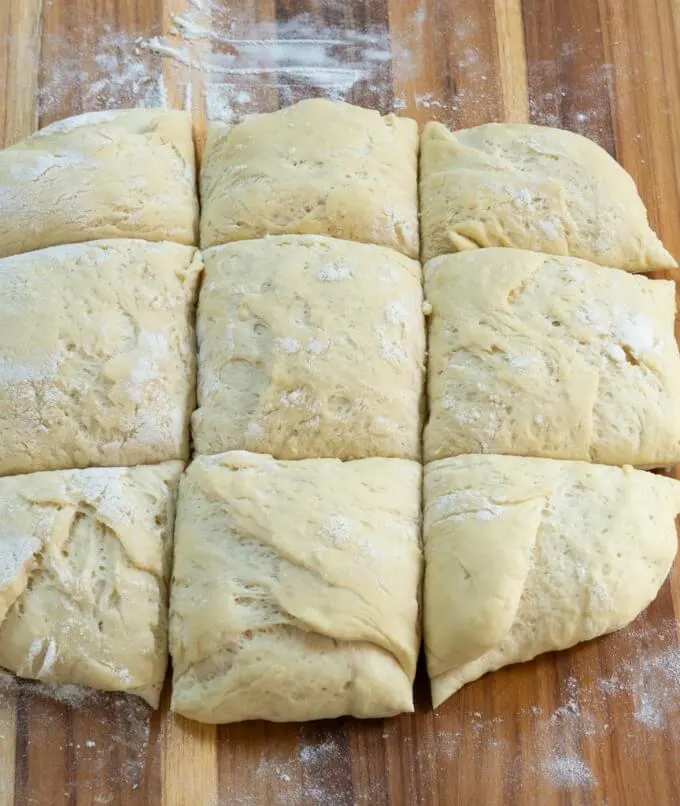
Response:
0,239,203,476
424,454,680,708
420,121,676,269
0,109,198,259
0,461,183,707
170,451,422,723
424,248,680,467
200,99,419,257
193,235,425,461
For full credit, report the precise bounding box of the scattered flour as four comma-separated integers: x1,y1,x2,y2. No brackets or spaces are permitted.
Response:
74,466,136,527
279,388,305,407
597,623,680,731
13,0,641,167
0,535,41,587
541,755,596,789
38,25,168,124
2,615,680,802
277,337,301,354
137,0,395,122
244,421,264,440
0,671,152,795
430,489,507,522
306,338,328,355
0,349,64,386
2,7,676,806
384,300,409,325
8,151,89,180
615,313,659,356
374,325,407,365
323,515,354,544
313,262,352,282
421,618,680,802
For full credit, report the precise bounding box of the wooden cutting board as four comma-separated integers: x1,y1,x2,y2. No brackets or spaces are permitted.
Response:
1,1,680,804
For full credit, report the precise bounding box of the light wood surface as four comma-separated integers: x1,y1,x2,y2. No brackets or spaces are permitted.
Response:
1,1,680,804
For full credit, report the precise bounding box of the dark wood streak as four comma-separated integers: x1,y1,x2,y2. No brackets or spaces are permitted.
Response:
13,690,29,806
522,0,616,154
16,690,75,806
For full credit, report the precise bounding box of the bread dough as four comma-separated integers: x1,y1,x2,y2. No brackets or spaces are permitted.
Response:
0,461,183,707
0,109,198,259
200,99,419,257
420,121,676,269
424,454,680,708
193,235,425,461
0,239,202,476
424,248,680,466
170,451,422,723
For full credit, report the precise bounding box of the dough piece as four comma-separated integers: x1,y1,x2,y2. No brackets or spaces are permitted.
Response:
424,454,680,708
0,109,198,258
193,235,425,460
200,99,419,257
420,121,675,269
0,461,183,707
0,239,202,476
424,248,680,466
170,451,422,723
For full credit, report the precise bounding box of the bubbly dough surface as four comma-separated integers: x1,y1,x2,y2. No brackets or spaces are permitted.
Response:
193,235,425,461
424,248,680,466
170,451,422,723
0,239,202,476
0,461,183,707
0,109,198,258
424,454,680,708
420,121,675,269
200,99,419,257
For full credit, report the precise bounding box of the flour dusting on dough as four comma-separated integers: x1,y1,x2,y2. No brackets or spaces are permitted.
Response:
0,349,64,386
314,262,352,282
0,536,41,587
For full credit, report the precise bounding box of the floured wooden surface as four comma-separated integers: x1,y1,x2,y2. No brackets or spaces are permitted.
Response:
2,609,680,805
1,0,680,804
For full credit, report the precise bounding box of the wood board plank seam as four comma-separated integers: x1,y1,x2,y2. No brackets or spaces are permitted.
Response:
495,0,530,122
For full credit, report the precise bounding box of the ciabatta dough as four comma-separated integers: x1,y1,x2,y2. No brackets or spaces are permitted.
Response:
200,99,419,257
0,461,183,707
0,109,198,258
193,235,425,460
424,249,680,466
0,239,202,476
424,455,680,708
170,451,422,723
420,121,675,269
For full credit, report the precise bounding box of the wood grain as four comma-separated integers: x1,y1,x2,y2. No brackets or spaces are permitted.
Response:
162,707,218,806
1,0,680,804
0,0,42,146
0,691,16,806
494,0,529,122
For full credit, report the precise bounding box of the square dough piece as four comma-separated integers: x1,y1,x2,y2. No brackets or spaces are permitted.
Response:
193,235,425,461
424,455,680,708
0,109,198,259
200,99,419,257
0,461,183,707
170,451,422,723
420,121,675,269
424,248,680,466
0,239,202,476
